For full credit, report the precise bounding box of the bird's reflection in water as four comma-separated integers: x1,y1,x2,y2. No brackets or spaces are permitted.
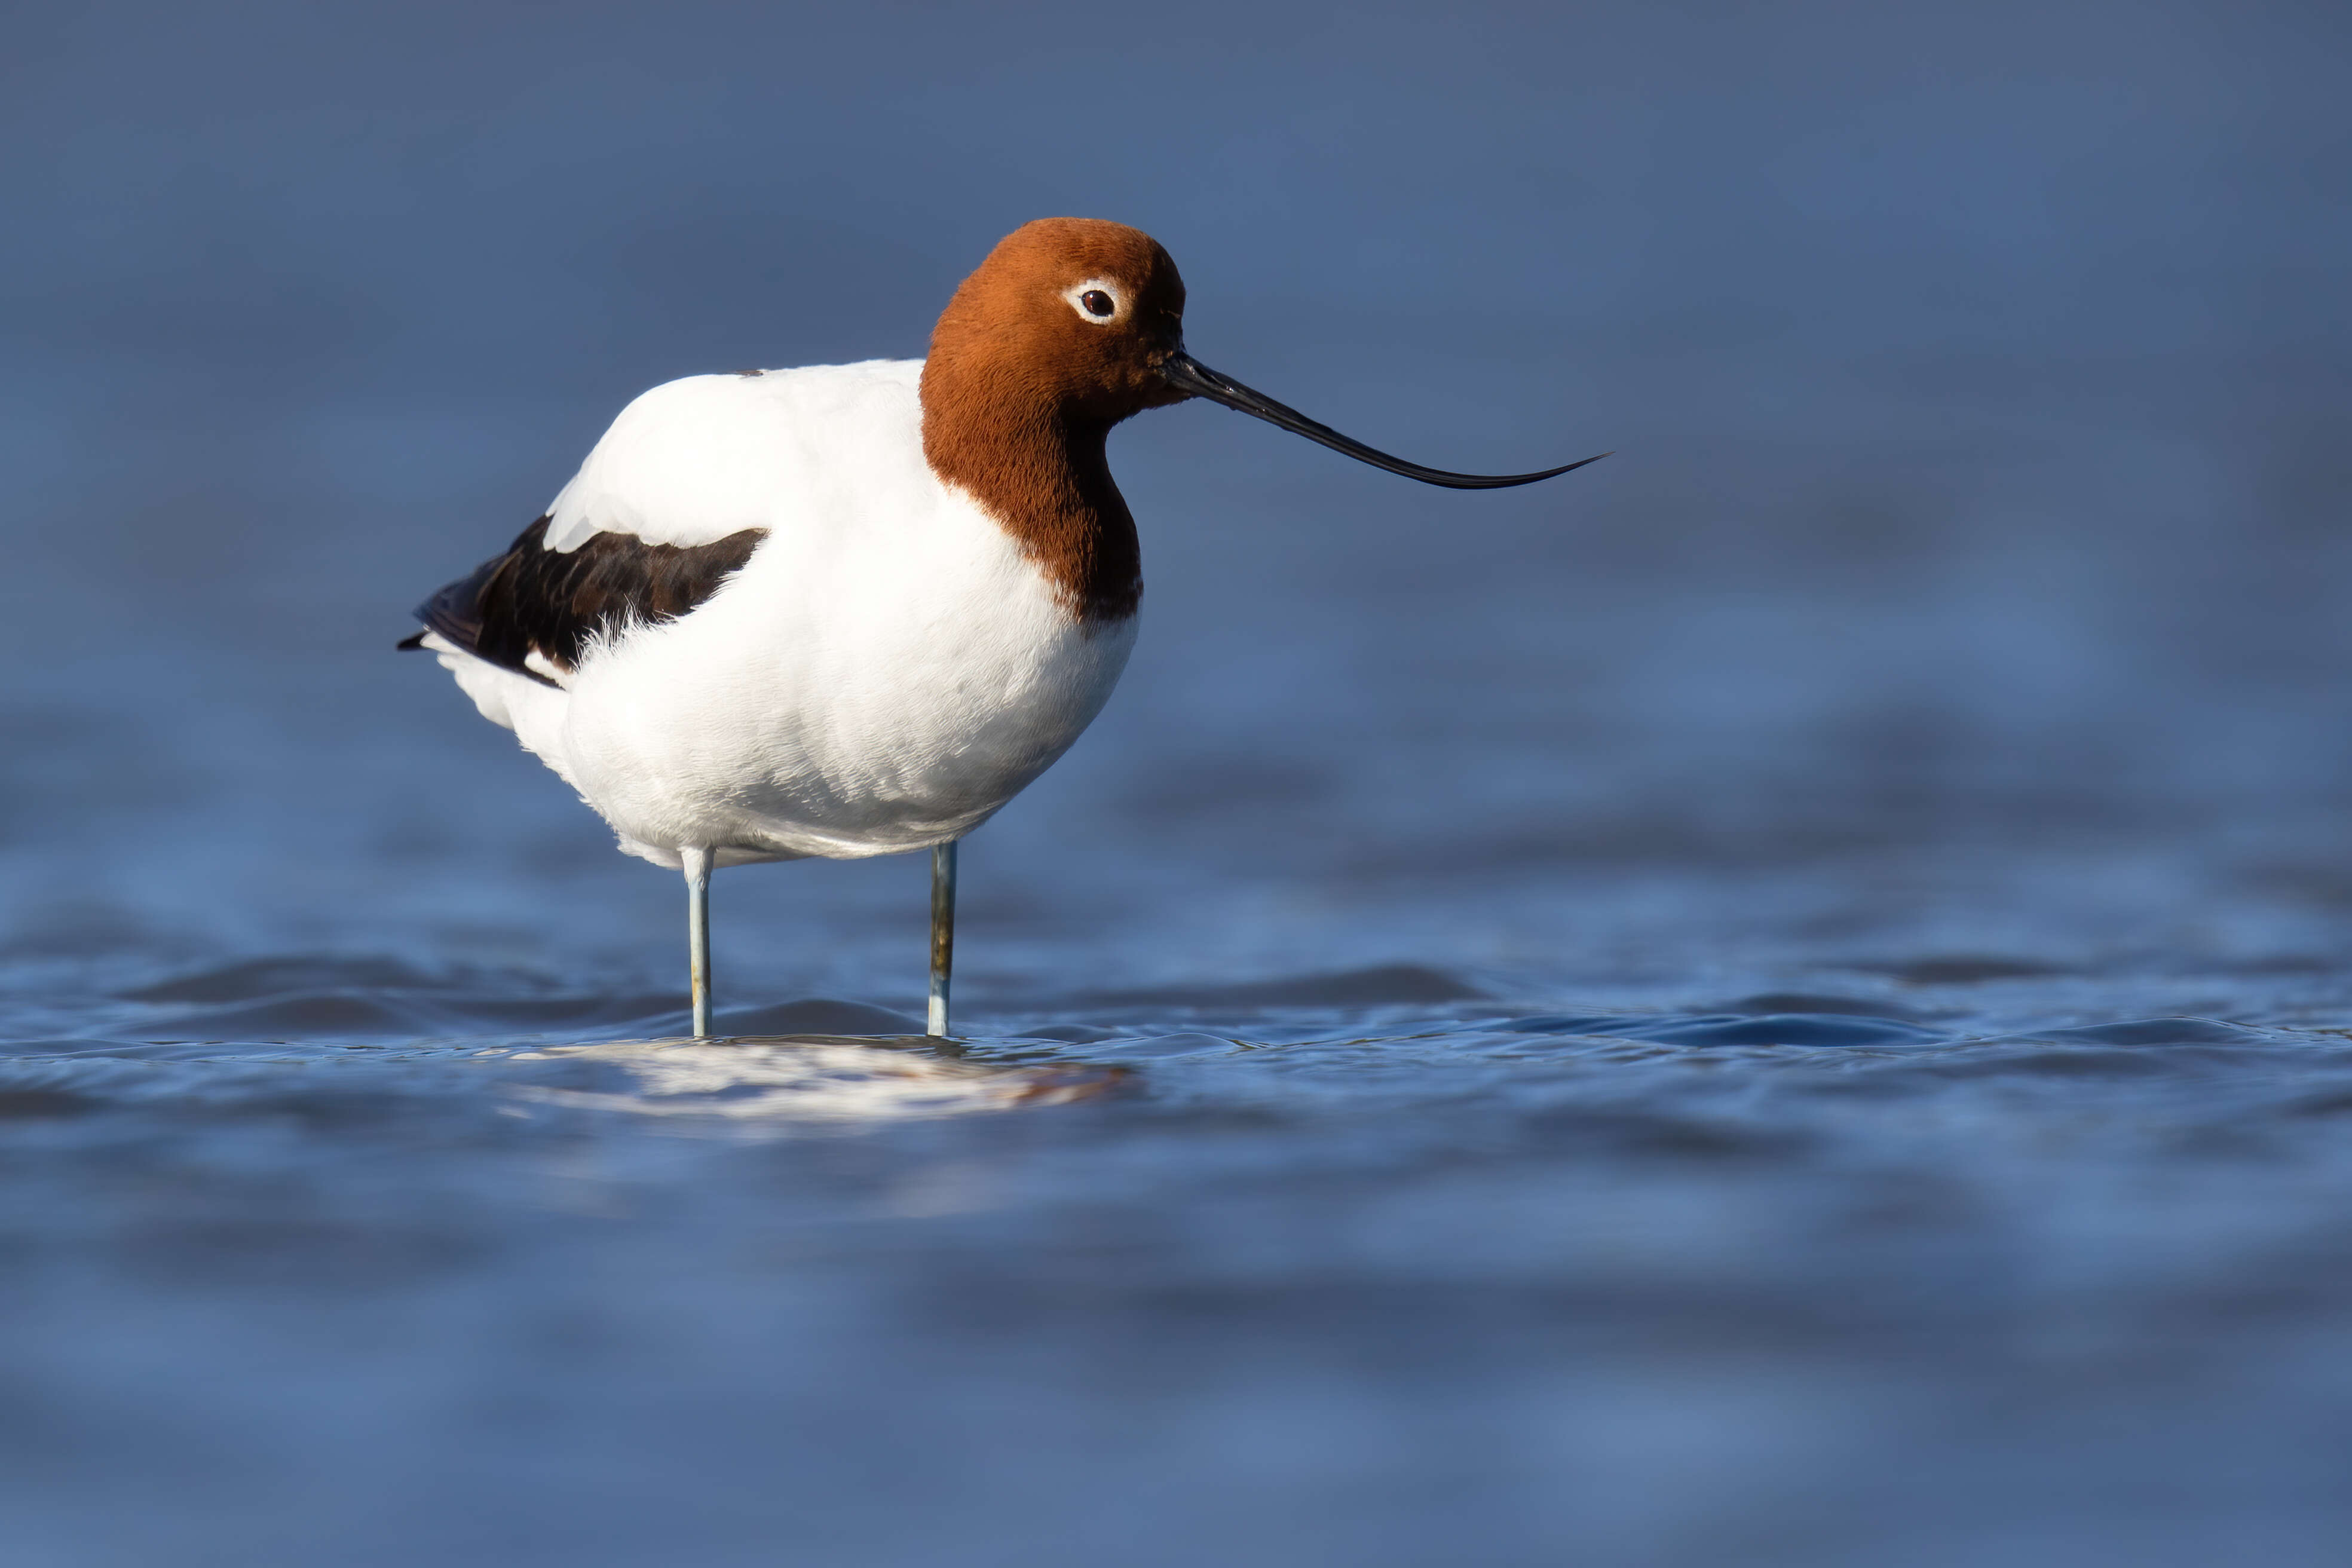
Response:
506,1037,1122,1126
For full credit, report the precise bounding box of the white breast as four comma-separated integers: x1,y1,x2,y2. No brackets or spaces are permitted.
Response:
452,360,1138,867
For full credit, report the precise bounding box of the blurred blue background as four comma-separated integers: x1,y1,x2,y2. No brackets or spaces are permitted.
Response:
6,4,2352,1564
7,0,2347,969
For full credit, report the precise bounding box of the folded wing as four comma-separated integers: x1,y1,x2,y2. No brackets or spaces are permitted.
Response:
401,360,927,684
408,516,767,684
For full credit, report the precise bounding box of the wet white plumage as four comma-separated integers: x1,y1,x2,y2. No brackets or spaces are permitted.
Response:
424,359,1137,868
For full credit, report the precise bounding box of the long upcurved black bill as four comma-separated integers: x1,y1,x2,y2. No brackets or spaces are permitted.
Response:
1157,349,1608,490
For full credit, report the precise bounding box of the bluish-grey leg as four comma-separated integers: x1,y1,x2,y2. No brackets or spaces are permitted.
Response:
684,846,713,1039
928,840,958,1038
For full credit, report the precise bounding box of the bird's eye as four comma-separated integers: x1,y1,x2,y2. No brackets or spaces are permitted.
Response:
1065,279,1126,325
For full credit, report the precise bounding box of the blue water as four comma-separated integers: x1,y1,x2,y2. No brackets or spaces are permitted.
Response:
8,4,2352,1563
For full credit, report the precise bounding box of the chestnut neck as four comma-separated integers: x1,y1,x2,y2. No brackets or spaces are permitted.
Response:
920,370,1142,626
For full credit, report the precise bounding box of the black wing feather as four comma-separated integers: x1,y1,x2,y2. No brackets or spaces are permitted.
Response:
403,515,767,686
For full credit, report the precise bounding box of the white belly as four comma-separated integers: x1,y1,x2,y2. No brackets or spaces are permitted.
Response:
438,491,1135,869
572,517,1130,865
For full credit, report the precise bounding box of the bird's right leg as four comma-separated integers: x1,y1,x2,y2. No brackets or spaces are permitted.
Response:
927,839,958,1039
683,846,714,1038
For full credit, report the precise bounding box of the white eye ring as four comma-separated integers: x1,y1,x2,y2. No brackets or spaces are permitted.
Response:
1064,278,1125,325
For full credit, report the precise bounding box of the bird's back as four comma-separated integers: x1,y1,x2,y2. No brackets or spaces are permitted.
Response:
544,360,935,552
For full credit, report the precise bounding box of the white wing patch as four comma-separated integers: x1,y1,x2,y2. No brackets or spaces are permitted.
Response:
542,359,927,553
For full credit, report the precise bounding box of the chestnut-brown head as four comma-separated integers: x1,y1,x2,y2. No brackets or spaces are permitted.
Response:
928,216,1608,494
924,218,1190,428
917,217,1609,628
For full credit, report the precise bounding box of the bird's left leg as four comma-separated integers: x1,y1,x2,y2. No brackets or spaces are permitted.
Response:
683,846,714,1038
